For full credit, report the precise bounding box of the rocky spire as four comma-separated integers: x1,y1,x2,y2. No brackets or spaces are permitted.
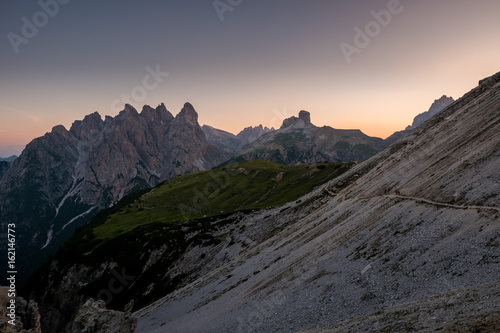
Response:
120,104,139,116
177,102,199,124
298,110,311,124
407,95,455,130
141,104,174,123
69,111,104,139
280,110,313,129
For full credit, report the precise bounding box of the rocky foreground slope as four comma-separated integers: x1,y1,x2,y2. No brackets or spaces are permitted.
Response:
134,72,500,332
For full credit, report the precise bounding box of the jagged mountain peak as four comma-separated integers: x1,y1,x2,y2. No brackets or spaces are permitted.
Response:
385,95,456,146
141,104,155,112
298,110,311,123
86,111,103,120
51,124,68,135
176,102,199,124
113,105,140,124
436,95,454,103
69,111,104,139
155,102,171,116
140,104,174,122
406,95,455,130
121,104,138,115
280,110,314,129
72,111,103,126
236,124,275,141
429,95,454,112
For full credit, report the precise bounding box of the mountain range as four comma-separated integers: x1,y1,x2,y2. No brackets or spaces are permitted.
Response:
12,71,500,332
2,84,466,332
0,102,229,285
227,110,386,164
201,124,275,154
0,93,455,288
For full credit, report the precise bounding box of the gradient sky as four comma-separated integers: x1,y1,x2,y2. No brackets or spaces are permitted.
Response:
1,0,500,157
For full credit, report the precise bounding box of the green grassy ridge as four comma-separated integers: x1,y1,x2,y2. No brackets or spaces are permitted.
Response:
93,159,354,240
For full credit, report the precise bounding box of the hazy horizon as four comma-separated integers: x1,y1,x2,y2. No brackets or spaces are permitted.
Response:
1,0,500,157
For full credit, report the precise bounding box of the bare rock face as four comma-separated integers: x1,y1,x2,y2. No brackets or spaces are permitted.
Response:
177,102,198,124
0,103,230,286
15,298,41,333
65,299,136,333
0,160,11,182
70,112,105,142
280,110,312,129
298,110,311,124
